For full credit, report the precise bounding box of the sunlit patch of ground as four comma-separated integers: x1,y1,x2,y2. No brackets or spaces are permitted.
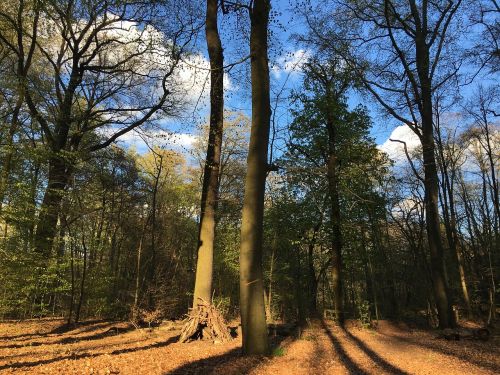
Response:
0,319,498,374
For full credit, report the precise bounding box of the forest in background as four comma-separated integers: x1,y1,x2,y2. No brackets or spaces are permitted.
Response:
0,0,498,356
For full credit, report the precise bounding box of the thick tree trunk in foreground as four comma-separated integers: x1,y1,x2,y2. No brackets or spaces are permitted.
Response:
193,0,225,307
239,0,271,355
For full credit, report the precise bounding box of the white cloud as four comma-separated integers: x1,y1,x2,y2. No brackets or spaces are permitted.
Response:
39,12,213,117
391,196,424,218
99,127,198,155
271,49,311,79
462,126,500,173
378,124,421,163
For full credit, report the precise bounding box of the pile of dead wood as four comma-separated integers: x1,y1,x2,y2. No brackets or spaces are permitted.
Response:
178,299,232,343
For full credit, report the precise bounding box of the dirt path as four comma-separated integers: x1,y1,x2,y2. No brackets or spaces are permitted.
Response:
0,319,498,374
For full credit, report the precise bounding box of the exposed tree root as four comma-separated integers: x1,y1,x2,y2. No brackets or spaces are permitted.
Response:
178,299,232,343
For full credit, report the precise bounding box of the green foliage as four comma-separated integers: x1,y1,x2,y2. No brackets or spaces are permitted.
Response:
357,300,372,328
272,346,286,357
213,296,232,318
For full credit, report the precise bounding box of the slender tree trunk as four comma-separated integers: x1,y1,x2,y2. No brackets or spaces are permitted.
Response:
360,225,378,320
0,96,23,213
377,213,399,317
307,237,318,315
435,123,472,316
75,231,88,323
239,0,271,355
192,0,224,307
133,216,147,319
483,120,500,233
294,244,306,325
266,236,276,323
148,155,162,305
68,231,75,324
483,121,499,320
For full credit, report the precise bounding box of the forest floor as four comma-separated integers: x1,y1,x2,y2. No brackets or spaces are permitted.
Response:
0,318,498,374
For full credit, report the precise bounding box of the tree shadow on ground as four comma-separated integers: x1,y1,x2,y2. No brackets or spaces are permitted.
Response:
0,335,179,371
320,319,369,375
165,347,262,375
341,327,408,375
308,329,330,374
57,325,135,344
320,319,410,375
48,319,115,334
0,320,117,345
0,332,43,341
384,332,500,373
0,324,135,349
165,332,292,374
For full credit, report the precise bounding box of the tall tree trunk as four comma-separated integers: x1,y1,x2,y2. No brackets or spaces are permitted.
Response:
192,0,224,307
376,213,399,317
361,225,379,320
325,114,344,326
265,236,276,323
435,121,472,316
239,0,271,355
67,225,75,325
75,231,88,323
422,128,454,328
148,153,162,308
307,220,322,316
483,119,500,234
416,30,455,328
307,238,318,315
133,216,147,318
34,156,71,258
294,243,306,325
483,119,499,320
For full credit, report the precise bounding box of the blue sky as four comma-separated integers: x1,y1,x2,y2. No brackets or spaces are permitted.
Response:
116,0,495,163
114,0,399,157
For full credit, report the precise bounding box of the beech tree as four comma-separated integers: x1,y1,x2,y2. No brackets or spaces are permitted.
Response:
0,0,200,259
303,0,464,328
192,0,225,308
239,0,271,355
292,57,355,325
0,0,498,352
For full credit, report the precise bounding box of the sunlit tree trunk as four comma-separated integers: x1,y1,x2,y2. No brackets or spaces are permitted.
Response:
239,0,271,355
192,0,225,307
